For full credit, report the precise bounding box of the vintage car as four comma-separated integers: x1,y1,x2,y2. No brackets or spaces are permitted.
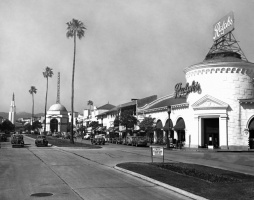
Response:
35,135,48,147
62,132,70,139
91,135,105,145
84,133,91,140
0,133,7,142
126,136,136,146
132,136,148,147
11,134,24,147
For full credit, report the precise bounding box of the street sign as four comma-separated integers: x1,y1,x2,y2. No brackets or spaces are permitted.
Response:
152,147,164,156
150,146,164,163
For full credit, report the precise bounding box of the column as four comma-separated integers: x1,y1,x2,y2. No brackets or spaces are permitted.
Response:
154,130,157,144
219,114,228,149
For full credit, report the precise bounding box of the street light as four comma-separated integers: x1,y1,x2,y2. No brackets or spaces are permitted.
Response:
166,106,171,148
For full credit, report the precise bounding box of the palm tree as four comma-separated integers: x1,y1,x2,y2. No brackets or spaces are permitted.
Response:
66,18,86,144
87,100,93,116
43,67,53,134
29,86,37,125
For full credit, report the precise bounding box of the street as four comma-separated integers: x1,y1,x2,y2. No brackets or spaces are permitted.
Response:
1,136,254,200
0,136,192,200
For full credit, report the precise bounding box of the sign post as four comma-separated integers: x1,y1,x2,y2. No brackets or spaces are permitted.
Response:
150,146,164,163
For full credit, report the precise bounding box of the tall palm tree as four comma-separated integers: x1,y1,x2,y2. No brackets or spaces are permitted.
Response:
29,86,37,125
66,18,86,144
43,67,53,134
87,100,93,116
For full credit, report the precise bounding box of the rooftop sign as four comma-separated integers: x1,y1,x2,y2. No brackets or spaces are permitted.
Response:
213,11,234,41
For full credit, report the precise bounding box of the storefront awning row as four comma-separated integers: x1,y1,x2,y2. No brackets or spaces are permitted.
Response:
174,118,185,131
163,120,173,131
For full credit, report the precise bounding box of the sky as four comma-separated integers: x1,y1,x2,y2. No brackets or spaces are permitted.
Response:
1,0,254,114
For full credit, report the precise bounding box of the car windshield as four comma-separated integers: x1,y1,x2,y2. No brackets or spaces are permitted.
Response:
14,135,23,139
38,136,46,139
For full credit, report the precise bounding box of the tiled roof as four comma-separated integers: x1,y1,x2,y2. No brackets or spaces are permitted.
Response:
97,103,115,110
137,95,157,108
149,96,186,110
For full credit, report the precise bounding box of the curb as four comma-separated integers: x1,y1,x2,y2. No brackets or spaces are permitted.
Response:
114,166,208,200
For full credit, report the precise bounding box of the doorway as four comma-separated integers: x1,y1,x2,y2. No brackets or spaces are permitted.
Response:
203,118,219,148
50,118,58,132
248,118,254,149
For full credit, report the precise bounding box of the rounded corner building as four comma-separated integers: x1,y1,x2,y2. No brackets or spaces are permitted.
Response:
138,12,254,150
175,12,254,150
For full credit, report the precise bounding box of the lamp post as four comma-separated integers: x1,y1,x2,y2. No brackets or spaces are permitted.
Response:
166,106,171,148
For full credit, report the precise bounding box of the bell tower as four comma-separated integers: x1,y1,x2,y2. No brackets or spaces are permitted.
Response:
9,93,16,124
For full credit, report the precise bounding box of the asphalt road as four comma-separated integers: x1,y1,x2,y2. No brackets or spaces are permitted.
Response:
0,136,193,200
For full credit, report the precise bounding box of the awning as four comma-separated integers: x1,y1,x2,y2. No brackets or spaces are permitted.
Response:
107,127,114,132
163,120,173,131
174,119,185,131
96,127,102,131
155,121,163,130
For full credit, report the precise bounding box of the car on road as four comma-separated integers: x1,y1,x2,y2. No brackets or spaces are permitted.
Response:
91,135,105,145
84,133,91,140
35,135,48,147
132,136,148,147
62,132,70,139
11,134,24,147
0,133,7,142
52,132,61,138
126,136,135,146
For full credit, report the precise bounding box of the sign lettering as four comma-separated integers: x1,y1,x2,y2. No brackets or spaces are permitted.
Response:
152,147,163,156
213,12,234,41
175,81,201,98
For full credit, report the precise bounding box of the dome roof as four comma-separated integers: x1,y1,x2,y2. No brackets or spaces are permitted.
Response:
48,103,67,112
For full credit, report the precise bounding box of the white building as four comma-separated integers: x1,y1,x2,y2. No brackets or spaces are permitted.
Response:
137,12,254,150
46,103,68,132
8,93,16,124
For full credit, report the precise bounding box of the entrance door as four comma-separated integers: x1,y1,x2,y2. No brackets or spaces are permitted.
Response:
50,118,58,132
203,118,219,148
248,118,254,149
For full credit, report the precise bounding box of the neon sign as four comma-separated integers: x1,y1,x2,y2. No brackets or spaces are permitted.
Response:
213,11,234,41
174,81,201,98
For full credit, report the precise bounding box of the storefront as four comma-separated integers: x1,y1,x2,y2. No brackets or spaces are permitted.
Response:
138,12,254,150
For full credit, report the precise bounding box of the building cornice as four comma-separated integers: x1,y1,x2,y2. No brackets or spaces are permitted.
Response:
184,62,254,78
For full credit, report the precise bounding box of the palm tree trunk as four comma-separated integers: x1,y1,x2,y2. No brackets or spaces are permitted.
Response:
32,93,34,125
70,33,76,144
44,78,48,134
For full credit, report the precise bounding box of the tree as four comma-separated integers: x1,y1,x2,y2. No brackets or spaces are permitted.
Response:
115,110,138,136
139,116,156,142
29,86,37,124
1,120,15,131
87,100,93,116
66,18,86,144
32,120,42,130
43,67,53,134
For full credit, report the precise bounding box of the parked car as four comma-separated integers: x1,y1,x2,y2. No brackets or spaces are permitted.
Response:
84,133,91,140
52,132,60,138
11,134,24,147
47,131,52,136
62,132,70,139
116,137,123,144
126,136,135,146
132,136,148,147
91,135,105,145
35,135,48,147
0,133,7,142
